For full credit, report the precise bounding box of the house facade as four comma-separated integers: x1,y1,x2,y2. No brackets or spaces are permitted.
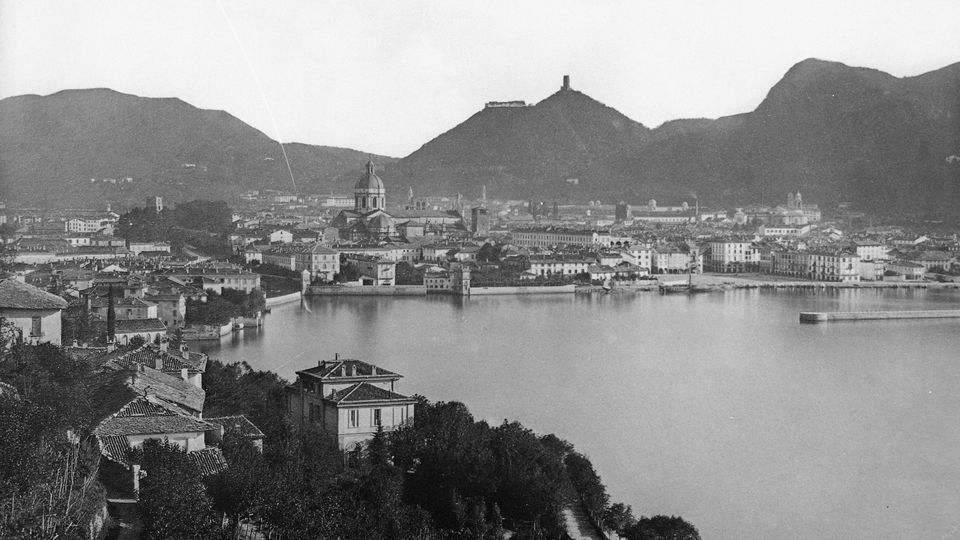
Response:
0,278,68,346
287,358,416,450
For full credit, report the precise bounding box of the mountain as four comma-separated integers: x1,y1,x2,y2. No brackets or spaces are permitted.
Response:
0,89,395,208
400,60,960,215
396,77,650,200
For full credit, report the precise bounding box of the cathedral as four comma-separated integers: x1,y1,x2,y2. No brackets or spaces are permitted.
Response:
328,160,399,242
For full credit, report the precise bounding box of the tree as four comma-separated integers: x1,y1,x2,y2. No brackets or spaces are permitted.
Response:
622,515,701,540
136,439,220,539
602,502,636,534
334,263,361,283
208,432,269,532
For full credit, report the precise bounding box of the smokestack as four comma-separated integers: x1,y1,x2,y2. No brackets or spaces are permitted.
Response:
562,75,570,90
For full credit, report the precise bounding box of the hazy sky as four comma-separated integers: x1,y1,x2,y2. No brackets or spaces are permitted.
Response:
2,0,959,157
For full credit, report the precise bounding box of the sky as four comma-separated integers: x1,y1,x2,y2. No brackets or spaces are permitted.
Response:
2,0,959,157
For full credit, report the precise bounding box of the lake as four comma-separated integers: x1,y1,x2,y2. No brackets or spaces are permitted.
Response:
196,288,960,540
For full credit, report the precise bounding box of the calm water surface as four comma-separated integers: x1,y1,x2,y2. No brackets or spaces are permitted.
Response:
196,289,960,540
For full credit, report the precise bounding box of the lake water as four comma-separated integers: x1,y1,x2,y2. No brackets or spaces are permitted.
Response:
196,289,960,540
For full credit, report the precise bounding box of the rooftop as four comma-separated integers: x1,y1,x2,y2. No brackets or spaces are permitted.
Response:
326,382,415,404
298,358,400,381
0,278,69,310
206,415,266,439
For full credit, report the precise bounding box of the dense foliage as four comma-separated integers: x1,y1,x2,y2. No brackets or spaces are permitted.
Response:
116,199,234,257
136,440,222,539
0,337,134,538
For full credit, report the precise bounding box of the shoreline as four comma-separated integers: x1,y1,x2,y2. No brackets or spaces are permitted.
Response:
577,275,960,294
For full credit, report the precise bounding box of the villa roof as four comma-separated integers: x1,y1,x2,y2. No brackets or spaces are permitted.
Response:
0,279,69,310
326,382,414,405
298,359,400,381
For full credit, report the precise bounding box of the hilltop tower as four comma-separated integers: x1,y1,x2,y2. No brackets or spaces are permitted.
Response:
562,75,571,91
354,160,385,212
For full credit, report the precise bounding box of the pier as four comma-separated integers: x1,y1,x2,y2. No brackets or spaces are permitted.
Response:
800,310,960,323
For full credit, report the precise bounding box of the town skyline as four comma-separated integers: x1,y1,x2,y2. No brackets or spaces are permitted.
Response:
2,0,960,156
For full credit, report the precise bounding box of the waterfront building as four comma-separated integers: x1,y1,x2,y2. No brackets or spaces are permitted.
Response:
900,250,955,273
342,255,396,286
770,250,861,282
807,250,861,282
527,255,593,277
0,278,68,346
886,260,925,281
706,240,761,272
620,246,653,272
287,358,416,450
652,245,698,274
263,242,340,281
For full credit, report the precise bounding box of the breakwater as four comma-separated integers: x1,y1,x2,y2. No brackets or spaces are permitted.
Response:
800,310,960,323
265,291,302,306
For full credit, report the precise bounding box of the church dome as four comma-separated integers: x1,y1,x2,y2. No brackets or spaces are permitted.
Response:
355,160,384,192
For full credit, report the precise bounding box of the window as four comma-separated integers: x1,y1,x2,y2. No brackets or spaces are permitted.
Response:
349,409,359,428
372,408,382,427
30,316,41,337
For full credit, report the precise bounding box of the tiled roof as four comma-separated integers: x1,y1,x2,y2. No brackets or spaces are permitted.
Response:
128,366,205,413
206,415,266,439
95,396,213,437
0,279,69,310
327,382,414,404
114,319,168,333
298,359,399,380
98,434,133,466
189,447,228,476
118,345,207,373
90,297,155,309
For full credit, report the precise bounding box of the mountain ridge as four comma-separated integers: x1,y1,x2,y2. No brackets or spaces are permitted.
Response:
3,58,959,215
0,88,396,208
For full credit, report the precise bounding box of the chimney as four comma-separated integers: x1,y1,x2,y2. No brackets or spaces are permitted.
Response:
131,464,142,495
159,339,168,352
371,365,377,376
350,364,357,376
106,285,116,342
562,75,570,91
340,364,346,377
180,343,189,359
154,355,163,371
180,368,188,382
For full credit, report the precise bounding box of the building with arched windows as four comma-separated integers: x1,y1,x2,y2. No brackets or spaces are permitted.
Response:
328,160,399,241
